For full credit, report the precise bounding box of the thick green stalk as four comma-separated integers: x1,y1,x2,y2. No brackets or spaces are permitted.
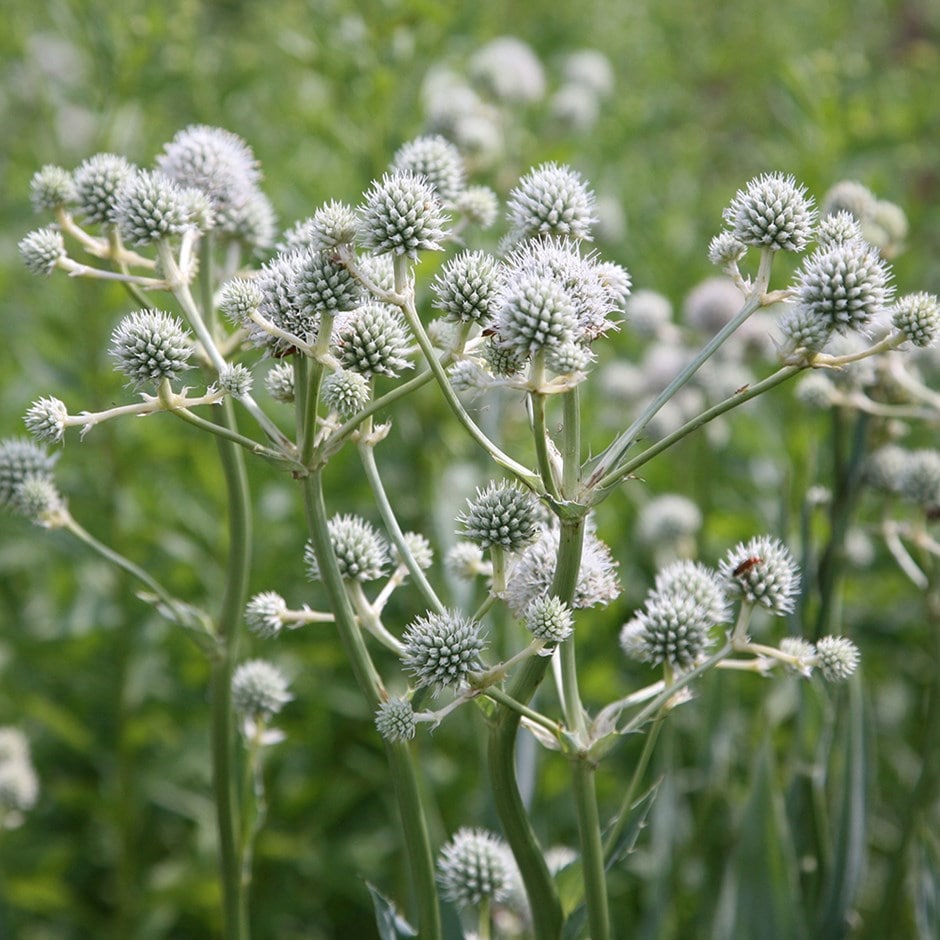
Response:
210,397,252,940
572,759,609,940
301,471,441,938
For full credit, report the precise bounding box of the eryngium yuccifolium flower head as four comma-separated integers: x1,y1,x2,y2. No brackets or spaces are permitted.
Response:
359,170,448,258
623,289,673,337
321,369,371,418
72,153,134,226
293,248,361,317
719,535,801,615
438,828,513,912
254,253,313,351
506,163,598,242
30,165,76,212
336,303,411,378
863,444,908,494
547,340,593,375
453,186,499,229
708,231,747,268
0,438,58,511
392,135,466,203
651,560,730,626
375,697,417,743
484,337,528,376
899,449,940,508
395,532,434,570
217,363,253,398
815,636,860,681
304,515,389,582
629,593,714,669
231,659,292,720
637,494,702,546
265,362,295,403
447,359,486,394
303,200,360,250
431,250,503,323
815,210,864,250
892,292,940,348
524,595,574,643
445,542,487,580
18,227,65,276
245,591,288,638
458,481,540,552
109,310,192,386
794,240,893,336
229,188,277,251
779,636,817,677
821,180,876,221
24,397,68,445
401,609,485,690
794,372,836,409
13,473,63,523
494,271,577,355
779,303,834,355
722,172,816,252
470,36,546,103
219,277,263,327
113,170,193,245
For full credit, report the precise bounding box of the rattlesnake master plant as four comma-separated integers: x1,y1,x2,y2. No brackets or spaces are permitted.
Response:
10,120,936,940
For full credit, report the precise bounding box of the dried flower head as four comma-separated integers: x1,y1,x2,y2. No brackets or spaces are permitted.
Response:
245,591,289,638
304,514,389,583
359,170,448,258
231,659,292,720
18,227,66,276
375,697,417,743
719,535,800,616
506,163,597,242
401,609,485,691
458,481,540,552
109,310,193,386
723,172,816,252
437,827,514,909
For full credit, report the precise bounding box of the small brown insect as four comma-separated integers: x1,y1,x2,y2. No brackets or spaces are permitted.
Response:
732,556,763,577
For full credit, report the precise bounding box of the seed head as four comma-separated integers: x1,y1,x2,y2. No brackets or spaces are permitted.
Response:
431,250,503,323
336,303,411,378
72,153,135,226
891,292,940,348
18,227,65,276
815,636,859,682
375,697,417,743
723,172,816,252
458,481,540,552
524,595,574,643
392,135,466,203
113,169,193,245
264,362,295,403
231,659,292,720
401,609,485,691
30,165,76,212
0,438,58,511
245,591,288,638
719,535,800,616
321,369,371,418
359,170,448,258
506,162,597,242
24,397,68,445
304,514,389,583
109,310,192,386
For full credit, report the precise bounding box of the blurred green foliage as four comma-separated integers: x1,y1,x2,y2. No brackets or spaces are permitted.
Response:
1,0,939,937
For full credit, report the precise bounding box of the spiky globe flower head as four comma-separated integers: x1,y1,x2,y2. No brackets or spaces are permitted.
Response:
651,560,730,626
779,301,835,355
321,369,371,418
794,240,893,336
359,169,448,258
253,253,314,352
72,153,134,226
899,449,940,508
470,36,546,103
12,473,63,524
505,524,620,616
374,697,417,743
438,827,514,910
357,253,396,297
304,514,389,583
0,438,58,511
394,532,434,570
336,303,411,378
445,542,487,580
722,172,816,252
493,270,577,356
30,165,76,212
113,169,193,245
794,372,836,409
292,200,361,250
289,249,359,319
822,180,876,220
401,609,486,691
719,535,800,616
431,250,503,323
264,362,295,403
815,636,860,682
547,340,593,375
779,637,817,677
892,292,940,348
109,310,192,386
454,185,499,229
815,210,864,250
627,592,715,669
458,481,540,552
230,188,278,251
24,397,68,445
524,595,574,644
484,337,528,376
506,163,597,242
392,134,466,203
18,227,65,276
863,444,908,495
217,363,253,398
231,659,292,721
245,591,288,638
708,231,747,268
219,277,263,327
636,494,702,547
